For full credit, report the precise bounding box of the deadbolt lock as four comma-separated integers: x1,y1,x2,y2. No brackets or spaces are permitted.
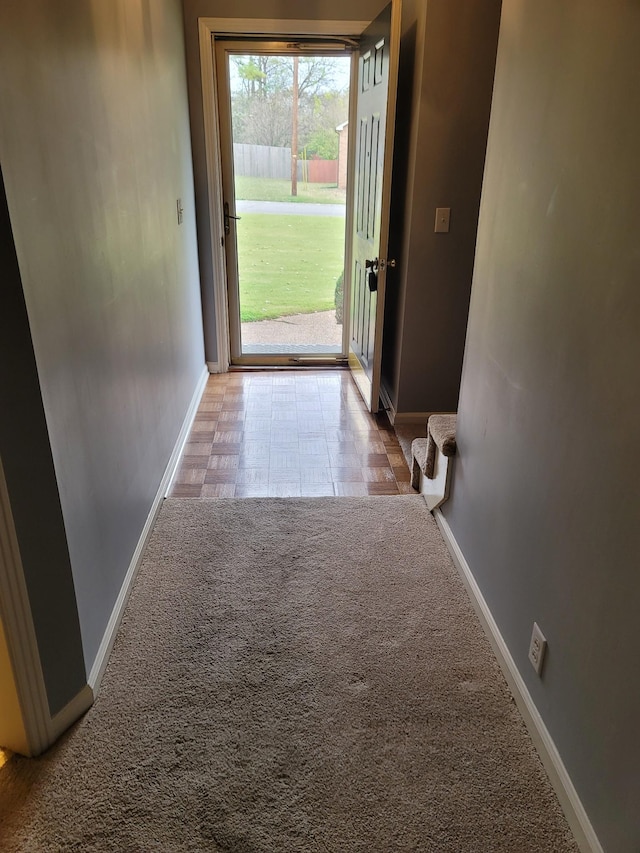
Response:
365,257,396,272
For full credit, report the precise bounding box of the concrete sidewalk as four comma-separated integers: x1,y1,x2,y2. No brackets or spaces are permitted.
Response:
241,309,342,352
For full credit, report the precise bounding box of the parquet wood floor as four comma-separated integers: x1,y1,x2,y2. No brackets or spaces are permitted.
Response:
168,371,414,498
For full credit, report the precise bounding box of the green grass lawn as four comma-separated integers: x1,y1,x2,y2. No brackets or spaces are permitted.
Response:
237,213,345,322
235,176,346,205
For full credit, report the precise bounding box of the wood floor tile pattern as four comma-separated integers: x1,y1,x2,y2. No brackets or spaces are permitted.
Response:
169,371,414,498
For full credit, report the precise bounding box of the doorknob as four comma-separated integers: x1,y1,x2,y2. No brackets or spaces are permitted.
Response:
224,201,241,235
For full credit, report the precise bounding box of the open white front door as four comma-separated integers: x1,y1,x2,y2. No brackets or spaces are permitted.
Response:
348,1,401,412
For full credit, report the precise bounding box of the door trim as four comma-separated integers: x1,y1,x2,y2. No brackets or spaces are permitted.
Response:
0,460,94,756
214,38,356,366
198,17,371,373
0,458,50,755
199,19,231,373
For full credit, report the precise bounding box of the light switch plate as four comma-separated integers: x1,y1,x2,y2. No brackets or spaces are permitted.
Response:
434,207,450,233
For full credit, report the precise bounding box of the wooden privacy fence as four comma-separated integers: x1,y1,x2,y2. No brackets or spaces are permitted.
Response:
234,143,337,184
301,159,338,184
234,144,290,180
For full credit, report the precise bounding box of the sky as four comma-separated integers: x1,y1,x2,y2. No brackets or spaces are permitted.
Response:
228,54,352,96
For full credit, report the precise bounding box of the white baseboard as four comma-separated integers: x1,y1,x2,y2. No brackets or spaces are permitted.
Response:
88,366,209,693
207,360,222,374
378,386,441,426
378,384,451,427
433,510,603,853
164,366,210,497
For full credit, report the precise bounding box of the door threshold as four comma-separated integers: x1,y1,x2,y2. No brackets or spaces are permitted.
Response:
292,356,349,365
230,355,348,368
229,362,349,373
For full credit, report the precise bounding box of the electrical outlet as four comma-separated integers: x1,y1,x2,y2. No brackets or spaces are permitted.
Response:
528,622,547,676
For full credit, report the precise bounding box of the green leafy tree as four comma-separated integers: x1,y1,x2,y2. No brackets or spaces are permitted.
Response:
230,55,349,152
304,128,339,160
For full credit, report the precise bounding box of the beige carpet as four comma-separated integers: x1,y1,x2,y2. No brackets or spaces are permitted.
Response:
0,497,578,852
394,422,427,468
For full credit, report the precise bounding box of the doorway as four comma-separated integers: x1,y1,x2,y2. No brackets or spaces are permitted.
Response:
199,8,401,409
215,42,354,366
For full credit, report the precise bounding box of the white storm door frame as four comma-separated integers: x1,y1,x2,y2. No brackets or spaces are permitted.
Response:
198,17,368,373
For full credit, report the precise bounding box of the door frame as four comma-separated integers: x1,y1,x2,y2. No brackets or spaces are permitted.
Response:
198,17,370,373
214,38,356,367
0,459,94,756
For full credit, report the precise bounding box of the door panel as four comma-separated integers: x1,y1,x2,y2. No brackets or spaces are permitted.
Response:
349,1,401,411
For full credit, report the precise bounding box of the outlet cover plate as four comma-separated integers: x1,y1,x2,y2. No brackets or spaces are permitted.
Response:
528,622,547,676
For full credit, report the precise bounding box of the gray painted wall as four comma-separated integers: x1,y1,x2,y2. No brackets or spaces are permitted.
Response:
0,0,205,676
383,0,501,416
0,168,86,717
181,0,387,365
443,2,640,850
